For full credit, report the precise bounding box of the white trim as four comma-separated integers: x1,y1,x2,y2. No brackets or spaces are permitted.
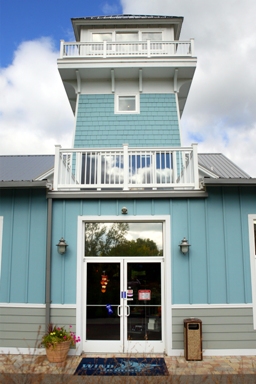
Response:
1,347,255,357
0,217,3,281
171,349,256,357
34,168,54,181
0,347,77,356
172,304,252,309
248,214,256,329
0,303,76,309
76,215,171,355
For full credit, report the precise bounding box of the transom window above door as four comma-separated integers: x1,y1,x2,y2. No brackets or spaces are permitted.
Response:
84,222,163,257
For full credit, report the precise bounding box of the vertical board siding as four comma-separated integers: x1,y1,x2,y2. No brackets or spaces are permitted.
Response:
50,186,254,305
74,94,180,148
0,189,47,303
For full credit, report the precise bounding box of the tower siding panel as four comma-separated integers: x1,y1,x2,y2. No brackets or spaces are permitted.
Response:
74,94,180,148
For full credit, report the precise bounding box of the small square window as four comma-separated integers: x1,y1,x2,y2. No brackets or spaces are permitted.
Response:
115,95,139,114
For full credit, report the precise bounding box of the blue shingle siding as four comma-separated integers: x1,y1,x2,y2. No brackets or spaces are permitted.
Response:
74,94,181,148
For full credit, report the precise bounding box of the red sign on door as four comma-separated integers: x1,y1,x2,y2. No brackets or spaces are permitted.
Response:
138,290,151,300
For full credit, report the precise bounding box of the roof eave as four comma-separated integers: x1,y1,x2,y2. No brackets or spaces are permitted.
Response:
203,178,256,186
0,181,50,189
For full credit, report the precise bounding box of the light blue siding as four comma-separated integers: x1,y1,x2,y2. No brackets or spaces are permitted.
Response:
50,186,255,305
0,189,47,303
74,94,180,148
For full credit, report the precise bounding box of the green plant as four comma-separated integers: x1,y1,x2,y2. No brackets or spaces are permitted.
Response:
41,324,80,349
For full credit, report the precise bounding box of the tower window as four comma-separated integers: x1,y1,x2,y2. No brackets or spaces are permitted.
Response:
115,95,139,114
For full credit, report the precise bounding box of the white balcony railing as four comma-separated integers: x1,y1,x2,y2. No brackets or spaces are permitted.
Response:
53,144,199,191
59,39,195,59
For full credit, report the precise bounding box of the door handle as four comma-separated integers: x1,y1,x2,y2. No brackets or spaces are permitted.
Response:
125,305,130,317
117,305,121,317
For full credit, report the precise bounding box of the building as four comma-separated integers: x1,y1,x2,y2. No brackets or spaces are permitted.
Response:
1,15,256,357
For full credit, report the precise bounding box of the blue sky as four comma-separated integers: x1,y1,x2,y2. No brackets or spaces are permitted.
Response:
1,0,256,176
0,0,122,67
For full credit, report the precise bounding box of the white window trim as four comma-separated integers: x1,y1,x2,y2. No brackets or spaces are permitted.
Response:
76,215,171,355
115,93,140,114
0,217,3,281
248,214,256,329
90,29,164,42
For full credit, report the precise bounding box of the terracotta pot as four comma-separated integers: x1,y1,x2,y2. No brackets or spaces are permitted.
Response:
46,341,70,363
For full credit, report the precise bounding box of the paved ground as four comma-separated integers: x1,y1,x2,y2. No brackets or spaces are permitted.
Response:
0,353,256,383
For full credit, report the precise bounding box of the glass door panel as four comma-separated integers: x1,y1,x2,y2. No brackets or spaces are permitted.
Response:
86,262,121,343
84,258,164,353
126,262,162,342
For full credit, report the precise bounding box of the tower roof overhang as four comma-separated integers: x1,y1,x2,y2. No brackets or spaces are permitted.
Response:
71,14,184,41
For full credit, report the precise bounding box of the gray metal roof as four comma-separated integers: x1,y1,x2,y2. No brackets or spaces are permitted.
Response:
0,153,250,182
71,15,183,21
198,153,250,179
0,155,54,182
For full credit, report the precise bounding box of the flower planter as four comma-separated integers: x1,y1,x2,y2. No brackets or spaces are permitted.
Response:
46,341,70,363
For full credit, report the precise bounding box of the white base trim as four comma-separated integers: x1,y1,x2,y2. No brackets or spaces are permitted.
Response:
171,349,256,357
172,304,253,309
0,303,76,309
0,347,77,356
1,347,256,357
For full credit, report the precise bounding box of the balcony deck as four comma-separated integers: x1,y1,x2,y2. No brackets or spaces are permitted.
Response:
59,40,195,59
53,144,199,192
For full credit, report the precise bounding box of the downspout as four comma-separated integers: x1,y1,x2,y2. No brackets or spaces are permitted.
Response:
45,197,52,331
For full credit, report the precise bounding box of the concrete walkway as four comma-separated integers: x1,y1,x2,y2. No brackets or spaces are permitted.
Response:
0,353,256,383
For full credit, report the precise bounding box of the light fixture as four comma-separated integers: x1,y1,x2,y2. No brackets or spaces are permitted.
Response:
179,237,190,255
56,237,68,255
121,207,128,214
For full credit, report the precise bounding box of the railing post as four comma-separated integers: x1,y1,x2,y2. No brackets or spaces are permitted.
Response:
190,38,195,56
103,41,107,58
147,40,151,58
123,144,129,190
192,143,199,189
53,145,61,190
75,152,82,185
60,40,64,58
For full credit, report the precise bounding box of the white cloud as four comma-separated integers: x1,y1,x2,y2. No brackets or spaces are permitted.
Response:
0,38,73,155
121,0,256,176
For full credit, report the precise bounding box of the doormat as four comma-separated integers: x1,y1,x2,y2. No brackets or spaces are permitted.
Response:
74,357,169,376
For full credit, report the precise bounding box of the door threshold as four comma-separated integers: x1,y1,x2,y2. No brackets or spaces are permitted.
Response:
80,352,166,358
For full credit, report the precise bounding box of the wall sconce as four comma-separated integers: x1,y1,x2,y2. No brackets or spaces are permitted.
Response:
121,207,128,214
56,237,68,255
179,237,190,255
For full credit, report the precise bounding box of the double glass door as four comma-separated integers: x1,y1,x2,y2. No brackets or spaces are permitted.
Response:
84,258,164,353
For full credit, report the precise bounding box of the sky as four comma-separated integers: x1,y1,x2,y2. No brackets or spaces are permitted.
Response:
0,0,256,176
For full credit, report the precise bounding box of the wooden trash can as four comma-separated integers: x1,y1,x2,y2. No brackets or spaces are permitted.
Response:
184,318,202,361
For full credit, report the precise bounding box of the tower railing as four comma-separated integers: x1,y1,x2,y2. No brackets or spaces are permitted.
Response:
59,39,195,59
53,144,199,191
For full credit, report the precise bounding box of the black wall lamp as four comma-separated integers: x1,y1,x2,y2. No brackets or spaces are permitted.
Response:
179,237,191,255
56,237,68,255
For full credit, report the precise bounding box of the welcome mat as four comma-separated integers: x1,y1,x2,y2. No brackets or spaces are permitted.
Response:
74,357,169,376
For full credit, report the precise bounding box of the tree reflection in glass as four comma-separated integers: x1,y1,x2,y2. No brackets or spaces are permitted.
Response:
85,222,163,257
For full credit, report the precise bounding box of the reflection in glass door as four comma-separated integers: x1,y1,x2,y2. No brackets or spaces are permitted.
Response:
126,262,162,343
84,259,164,353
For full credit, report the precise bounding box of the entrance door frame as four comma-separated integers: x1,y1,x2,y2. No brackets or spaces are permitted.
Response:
76,215,172,355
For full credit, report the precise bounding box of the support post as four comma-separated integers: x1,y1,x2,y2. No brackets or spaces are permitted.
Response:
53,145,61,191
192,143,199,189
123,144,129,190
